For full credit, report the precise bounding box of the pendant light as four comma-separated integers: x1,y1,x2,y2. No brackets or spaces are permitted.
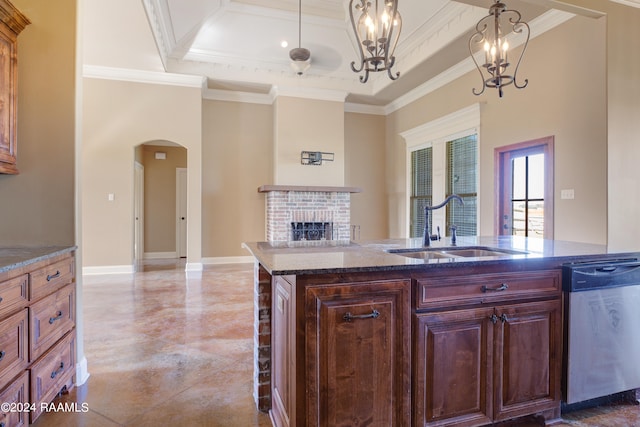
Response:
349,0,402,83
469,0,530,97
289,0,311,76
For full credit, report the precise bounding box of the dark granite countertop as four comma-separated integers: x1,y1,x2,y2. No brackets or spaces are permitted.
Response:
0,246,77,274
242,236,635,276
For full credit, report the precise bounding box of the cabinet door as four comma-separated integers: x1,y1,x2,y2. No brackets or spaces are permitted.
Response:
493,299,562,421
271,276,295,427
414,307,494,427
306,279,410,427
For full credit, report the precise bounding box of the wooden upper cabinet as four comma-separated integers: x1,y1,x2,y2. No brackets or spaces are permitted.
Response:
0,0,29,174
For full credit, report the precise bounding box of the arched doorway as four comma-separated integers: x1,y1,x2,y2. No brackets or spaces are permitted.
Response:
134,141,188,262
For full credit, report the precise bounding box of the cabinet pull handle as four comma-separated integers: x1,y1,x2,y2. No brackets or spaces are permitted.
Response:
490,314,499,324
500,313,508,323
481,283,508,293
0,351,5,361
51,362,64,379
0,297,3,304
49,311,64,324
47,270,61,281
343,309,380,322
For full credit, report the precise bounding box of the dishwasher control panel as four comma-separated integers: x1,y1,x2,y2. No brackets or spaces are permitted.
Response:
562,259,640,292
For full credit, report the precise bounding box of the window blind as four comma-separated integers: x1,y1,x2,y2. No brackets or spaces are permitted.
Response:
446,135,478,236
410,147,432,238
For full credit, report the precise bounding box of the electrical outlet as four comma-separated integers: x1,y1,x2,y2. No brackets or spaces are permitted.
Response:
561,189,575,200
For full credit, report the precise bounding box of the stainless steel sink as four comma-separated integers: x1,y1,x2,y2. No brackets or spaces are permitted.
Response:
389,250,454,260
388,246,528,260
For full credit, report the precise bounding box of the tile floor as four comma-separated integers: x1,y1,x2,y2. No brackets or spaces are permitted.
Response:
31,260,639,426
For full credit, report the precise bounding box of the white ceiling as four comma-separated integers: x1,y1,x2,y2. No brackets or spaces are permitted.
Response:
135,0,581,105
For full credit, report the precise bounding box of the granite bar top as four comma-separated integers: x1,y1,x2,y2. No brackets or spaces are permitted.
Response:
0,246,77,274
242,236,633,276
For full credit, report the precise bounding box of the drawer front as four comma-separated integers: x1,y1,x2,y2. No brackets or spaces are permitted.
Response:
416,270,561,310
0,370,29,427
30,331,75,423
29,257,75,302
0,309,28,391
29,284,75,362
0,275,28,319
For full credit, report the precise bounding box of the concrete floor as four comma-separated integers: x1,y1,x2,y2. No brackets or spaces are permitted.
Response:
31,260,639,426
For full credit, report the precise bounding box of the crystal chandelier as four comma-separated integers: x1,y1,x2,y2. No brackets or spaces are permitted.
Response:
348,0,402,83
469,1,530,98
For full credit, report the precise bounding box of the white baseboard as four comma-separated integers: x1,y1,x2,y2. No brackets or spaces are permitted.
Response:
201,256,254,265
75,356,90,386
144,251,177,259
82,265,134,275
185,262,203,272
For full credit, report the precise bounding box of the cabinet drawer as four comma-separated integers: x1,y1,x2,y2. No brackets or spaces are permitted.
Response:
29,257,75,302
0,309,28,391
0,370,29,427
29,284,75,362
30,331,75,423
0,274,28,318
416,270,561,311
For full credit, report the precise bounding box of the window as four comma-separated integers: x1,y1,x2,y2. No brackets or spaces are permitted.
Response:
401,104,480,239
409,135,478,238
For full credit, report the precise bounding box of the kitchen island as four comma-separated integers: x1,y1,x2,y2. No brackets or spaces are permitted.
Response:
243,236,633,427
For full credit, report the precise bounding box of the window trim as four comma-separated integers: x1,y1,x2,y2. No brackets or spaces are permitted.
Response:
400,104,481,238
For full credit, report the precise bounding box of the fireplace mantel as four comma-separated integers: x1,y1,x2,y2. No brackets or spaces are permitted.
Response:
258,185,362,193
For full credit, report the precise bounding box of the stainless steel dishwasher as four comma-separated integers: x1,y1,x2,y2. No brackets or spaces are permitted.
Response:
563,259,640,405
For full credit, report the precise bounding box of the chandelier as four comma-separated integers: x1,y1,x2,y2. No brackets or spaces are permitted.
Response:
469,1,530,98
348,0,402,83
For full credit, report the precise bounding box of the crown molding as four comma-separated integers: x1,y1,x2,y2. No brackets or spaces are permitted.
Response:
83,65,206,88
610,0,640,8
344,103,386,115
270,86,347,102
203,88,274,104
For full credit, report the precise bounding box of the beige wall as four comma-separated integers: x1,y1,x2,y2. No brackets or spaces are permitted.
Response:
82,79,202,268
386,14,608,244
603,3,640,251
202,99,272,258
345,112,388,240
273,96,345,186
141,145,187,253
0,0,76,245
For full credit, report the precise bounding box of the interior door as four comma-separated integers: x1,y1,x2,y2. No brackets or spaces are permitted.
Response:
176,168,187,258
134,162,144,260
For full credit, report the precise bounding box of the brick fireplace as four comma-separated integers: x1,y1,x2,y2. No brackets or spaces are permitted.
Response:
258,185,361,243
253,184,361,411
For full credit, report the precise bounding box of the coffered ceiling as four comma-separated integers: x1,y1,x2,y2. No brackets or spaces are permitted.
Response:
138,0,582,105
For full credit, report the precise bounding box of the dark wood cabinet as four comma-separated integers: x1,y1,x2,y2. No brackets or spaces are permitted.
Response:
493,300,561,422
270,273,411,427
414,269,562,427
415,307,494,426
305,278,411,427
0,0,29,174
